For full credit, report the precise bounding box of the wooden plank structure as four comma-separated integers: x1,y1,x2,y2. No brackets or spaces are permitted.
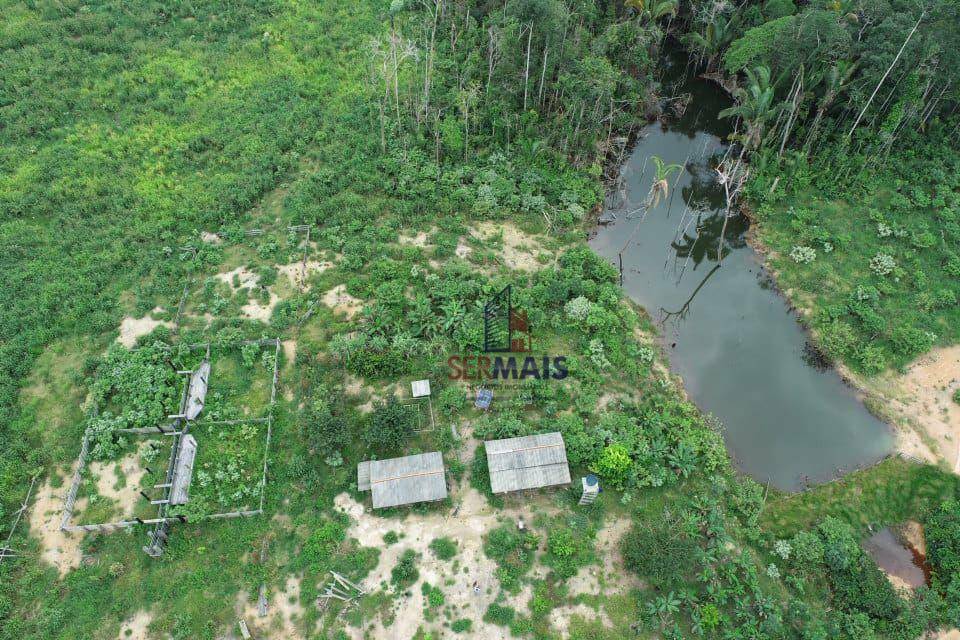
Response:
358,452,447,509
484,432,571,494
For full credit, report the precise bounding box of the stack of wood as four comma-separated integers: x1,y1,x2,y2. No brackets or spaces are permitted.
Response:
317,571,366,606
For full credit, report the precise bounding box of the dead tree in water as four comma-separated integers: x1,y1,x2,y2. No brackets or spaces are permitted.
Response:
715,151,749,264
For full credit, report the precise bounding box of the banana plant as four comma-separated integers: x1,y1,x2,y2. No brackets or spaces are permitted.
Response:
647,155,685,208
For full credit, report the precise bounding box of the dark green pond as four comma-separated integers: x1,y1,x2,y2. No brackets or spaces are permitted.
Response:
590,61,893,490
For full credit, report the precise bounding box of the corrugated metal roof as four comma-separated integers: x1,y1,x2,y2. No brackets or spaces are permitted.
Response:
366,452,447,509
169,434,198,505
484,432,571,493
185,360,210,420
357,461,371,492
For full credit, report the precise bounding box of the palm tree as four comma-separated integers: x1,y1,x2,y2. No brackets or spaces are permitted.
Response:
682,14,737,71
625,0,679,24
718,66,785,151
804,60,857,153
647,155,684,208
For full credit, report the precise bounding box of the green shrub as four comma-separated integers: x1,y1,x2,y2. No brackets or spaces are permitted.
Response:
484,603,516,626
428,537,458,561
484,525,538,592
384,531,399,545
391,550,420,590
365,396,415,454
450,619,472,633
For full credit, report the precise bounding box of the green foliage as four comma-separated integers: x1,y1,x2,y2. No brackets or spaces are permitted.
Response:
420,582,445,608
484,524,539,593
391,549,420,591
304,391,349,453
364,396,415,455
450,618,472,633
926,500,960,603
302,518,348,572
591,444,632,489
544,526,592,580
483,603,516,627
384,531,400,546
622,515,699,590
428,537,457,561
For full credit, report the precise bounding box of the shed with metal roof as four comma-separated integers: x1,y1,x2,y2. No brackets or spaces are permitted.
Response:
484,432,571,494
358,452,447,509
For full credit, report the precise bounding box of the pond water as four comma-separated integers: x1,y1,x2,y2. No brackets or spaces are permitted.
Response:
863,528,928,588
590,60,893,490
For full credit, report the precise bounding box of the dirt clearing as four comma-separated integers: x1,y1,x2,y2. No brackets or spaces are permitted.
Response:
470,221,548,271
116,609,153,640
29,466,85,577
117,310,172,348
858,345,960,470
321,285,363,319
88,450,146,519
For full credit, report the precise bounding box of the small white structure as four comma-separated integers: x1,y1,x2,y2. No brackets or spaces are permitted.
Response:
409,379,436,431
411,379,431,398
579,474,600,505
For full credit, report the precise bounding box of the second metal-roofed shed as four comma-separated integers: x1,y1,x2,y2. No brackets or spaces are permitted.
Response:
484,432,572,494
360,452,448,509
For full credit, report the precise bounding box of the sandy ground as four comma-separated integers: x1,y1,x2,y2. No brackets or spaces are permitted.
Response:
277,259,333,291
29,466,85,577
215,266,261,291
236,575,306,640
242,292,280,322
88,450,146,519
398,229,434,248
116,609,153,640
321,285,363,319
469,222,547,271
117,310,172,348
852,346,960,470
330,439,627,640
335,490,514,640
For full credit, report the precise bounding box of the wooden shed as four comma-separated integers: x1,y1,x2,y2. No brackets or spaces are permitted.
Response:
484,432,571,494
358,452,447,509
169,434,198,506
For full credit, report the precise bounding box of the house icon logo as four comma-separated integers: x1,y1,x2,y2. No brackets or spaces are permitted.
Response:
483,285,531,353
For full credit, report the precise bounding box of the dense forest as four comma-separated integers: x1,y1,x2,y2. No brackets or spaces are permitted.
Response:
1,0,959,639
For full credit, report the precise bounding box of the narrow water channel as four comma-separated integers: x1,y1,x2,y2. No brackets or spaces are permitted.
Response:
590,61,893,491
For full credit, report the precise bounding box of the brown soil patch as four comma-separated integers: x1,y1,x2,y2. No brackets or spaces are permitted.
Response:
117,609,153,640
29,467,85,577
321,285,363,319
117,310,172,348
335,490,512,640
470,222,547,271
